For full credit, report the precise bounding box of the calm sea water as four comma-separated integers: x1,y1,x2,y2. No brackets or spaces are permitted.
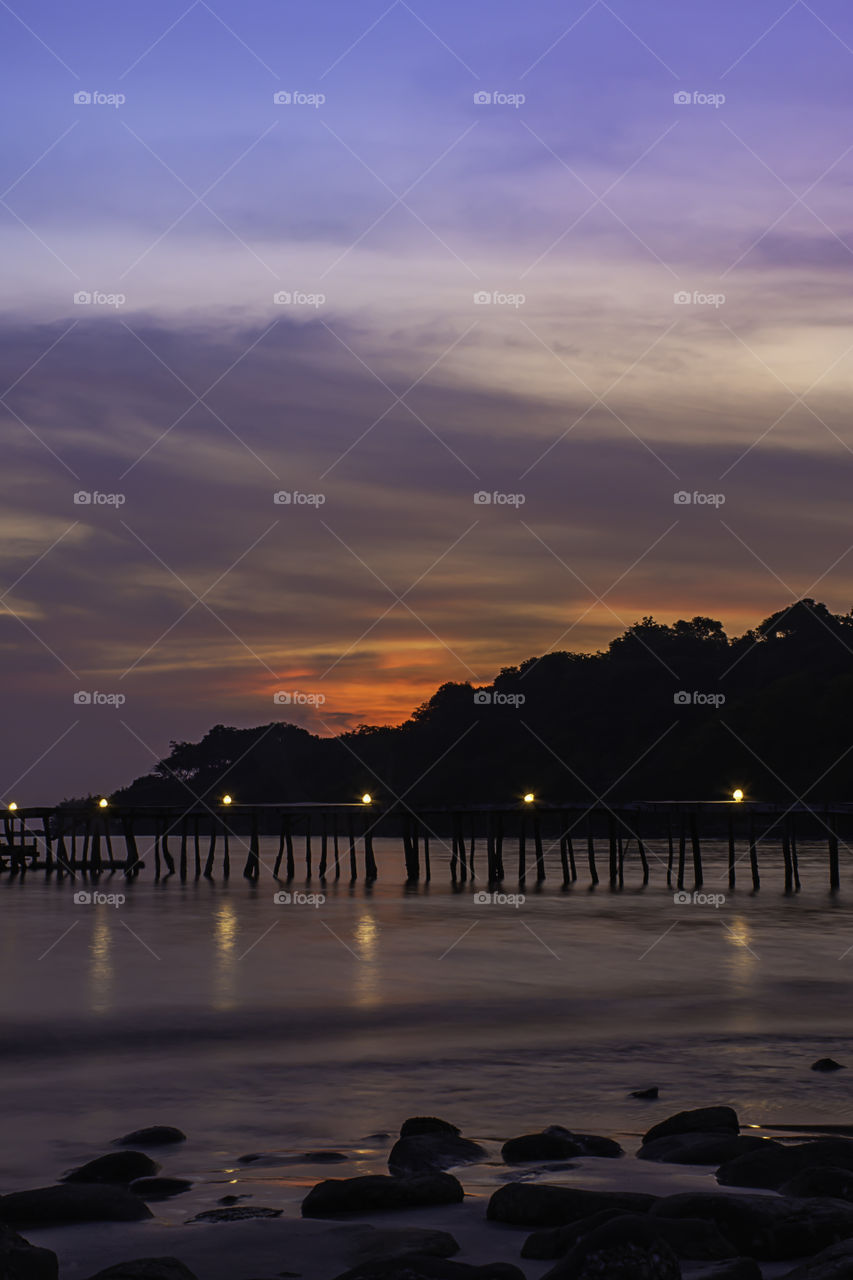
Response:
2,837,853,1212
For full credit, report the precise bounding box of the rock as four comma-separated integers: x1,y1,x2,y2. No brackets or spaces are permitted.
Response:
639,1133,769,1166
63,1152,160,1185
812,1059,845,1073
186,1207,282,1223
344,1226,460,1263
302,1173,465,1218
642,1107,739,1146
779,1239,853,1276
717,1138,853,1189
544,1128,623,1157
523,1211,736,1262
0,1223,58,1280
216,1195,249,1205
389,1134,486,1177
631,1088,659,1100
686,1264,761,1280
650,1191,853,1261
0,1185,152,1226
502,1133,580,1163
304,1151,349,1163
486,1183,658,1228
332,1261,523,1280
399,1118,461,1138
540,1215,682,1279
129,1178,192,1200
780,1166,853,1200
114,1127,187,1147
501,1129,621,1164
84,1262,197,1280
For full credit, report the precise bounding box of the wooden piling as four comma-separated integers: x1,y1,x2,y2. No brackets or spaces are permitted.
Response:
587,814,599,886
748,812,759,890
534,812,545,882
677,813,686,891
727,809,736,890
690,812,702,889
204,823,217,878
828,812,840,891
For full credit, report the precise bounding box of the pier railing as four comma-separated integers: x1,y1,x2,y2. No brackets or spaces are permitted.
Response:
1,801,851,890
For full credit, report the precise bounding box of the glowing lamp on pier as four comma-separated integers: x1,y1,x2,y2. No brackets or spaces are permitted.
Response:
98,797,109,808
361,793,373,805
222,794,233,806
8,802,17,812
523,792,535,805
732,788,744,803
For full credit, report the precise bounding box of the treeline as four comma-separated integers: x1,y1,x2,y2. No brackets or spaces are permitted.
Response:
105,599,853,807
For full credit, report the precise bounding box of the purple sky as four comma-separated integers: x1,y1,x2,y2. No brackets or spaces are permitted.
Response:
3,0,853,801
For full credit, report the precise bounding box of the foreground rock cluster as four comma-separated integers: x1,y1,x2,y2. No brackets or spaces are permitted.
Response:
10,1108,853,1278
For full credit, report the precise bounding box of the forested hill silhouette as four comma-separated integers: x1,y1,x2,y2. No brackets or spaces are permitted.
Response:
107,600,853,808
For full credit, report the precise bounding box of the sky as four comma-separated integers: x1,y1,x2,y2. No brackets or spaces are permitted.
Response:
4,0,853,801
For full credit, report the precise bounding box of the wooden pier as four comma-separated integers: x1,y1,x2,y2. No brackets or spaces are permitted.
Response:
0,800,851,891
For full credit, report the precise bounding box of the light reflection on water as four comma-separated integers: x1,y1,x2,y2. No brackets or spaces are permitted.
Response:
2,837,852,1191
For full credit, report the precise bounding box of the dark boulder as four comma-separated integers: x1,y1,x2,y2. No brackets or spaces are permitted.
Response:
84,1262,197,1280
631,1088,659,1100
114,1127,186,1147
63,1152,159,1185
650,1191,853,1260
303,1173,464,1218
186,1207,281,1223
686,1264,761,1280
0,1185,152,1226
304,1151,349,1163
399,1119,461,1138
486,1183,657,1227
129,1178,192,1200
524,1210,735,1261
642,1107,739,1146
344,1226,460,1263
542,1127,622,1157
779,1239,853,1276
502,1134,580,1164
812,1059,845,1073
540,1215,682,1280
332,1262,523,1280
780,1166,853,1200
639,1133,769,1166
0,1223,58,1280
717,1139,853,1189
389,1134,486,1177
